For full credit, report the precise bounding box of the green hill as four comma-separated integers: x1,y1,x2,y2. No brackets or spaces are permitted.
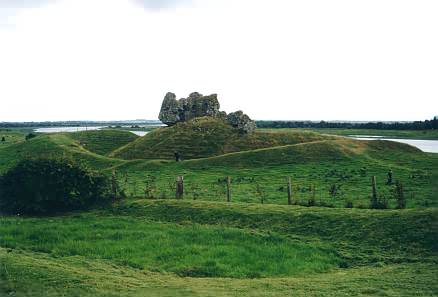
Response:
68,129,138,156
111,117,332,160
119,138,437,208
0,133,126,174
1,128,437,296
0,129,435,208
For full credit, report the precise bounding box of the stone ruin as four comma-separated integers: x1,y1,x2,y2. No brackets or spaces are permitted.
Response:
158,92,256,134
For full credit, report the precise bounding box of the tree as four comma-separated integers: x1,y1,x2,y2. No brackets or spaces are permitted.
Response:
0,158,123,215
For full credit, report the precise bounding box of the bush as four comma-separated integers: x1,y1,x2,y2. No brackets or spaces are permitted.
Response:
0,158,123,215
25,133,37,141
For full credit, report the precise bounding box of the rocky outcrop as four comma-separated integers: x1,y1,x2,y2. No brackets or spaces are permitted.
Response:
158,92,220,126
226,111,257,134
158,92,256,133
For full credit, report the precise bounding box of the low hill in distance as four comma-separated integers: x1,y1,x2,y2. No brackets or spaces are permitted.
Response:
111,117,333,160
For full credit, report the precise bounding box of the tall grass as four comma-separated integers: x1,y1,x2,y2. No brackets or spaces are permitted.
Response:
0,215,339,278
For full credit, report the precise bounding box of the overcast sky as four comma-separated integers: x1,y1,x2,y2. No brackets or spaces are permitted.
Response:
0,0,437,121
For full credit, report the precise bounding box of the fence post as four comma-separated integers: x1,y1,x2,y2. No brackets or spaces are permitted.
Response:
226,176,231,202
371,176,377,208
287,176,292,205
176,176,184,199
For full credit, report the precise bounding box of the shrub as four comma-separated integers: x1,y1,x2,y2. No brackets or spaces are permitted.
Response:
0,158,123,215
25,133,37,141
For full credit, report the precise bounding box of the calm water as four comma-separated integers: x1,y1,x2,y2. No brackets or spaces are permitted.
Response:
130,131,149,136
349,136,438,153
34,127,149,137
35,126,104,133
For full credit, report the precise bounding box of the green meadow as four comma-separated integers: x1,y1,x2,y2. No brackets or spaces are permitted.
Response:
0,124,437,296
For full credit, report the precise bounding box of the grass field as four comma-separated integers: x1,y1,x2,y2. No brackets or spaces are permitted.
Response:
0,125,437,296
0,127,437,208
0,212,340,278
1,200,437,296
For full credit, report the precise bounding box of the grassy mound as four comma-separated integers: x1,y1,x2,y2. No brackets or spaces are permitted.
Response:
111,117,331,160
0,130,434,208
68,129,138,156
0,133,125,174
111,137,436,208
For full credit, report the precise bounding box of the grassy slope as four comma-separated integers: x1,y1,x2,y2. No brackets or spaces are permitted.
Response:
0,133,127,174
68,129,139,156
111,117,332,160
113,138,437,208
1,129,437,296
1,200,437,296
0,214,339,278
0,129,26,148
114,200,438,258
2,248,437,297
259,128,438,140
1,130,436,208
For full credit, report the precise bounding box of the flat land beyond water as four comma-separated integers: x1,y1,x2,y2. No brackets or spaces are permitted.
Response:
0,126,437,296
258,128,438,140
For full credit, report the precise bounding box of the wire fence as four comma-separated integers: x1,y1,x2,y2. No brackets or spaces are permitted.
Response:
113,171,410,209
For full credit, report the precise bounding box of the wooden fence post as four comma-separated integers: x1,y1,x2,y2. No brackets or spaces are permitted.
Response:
287,177,292,205
226,176,231,202
371,176,377,208
111,170,118,198
176,176,184,199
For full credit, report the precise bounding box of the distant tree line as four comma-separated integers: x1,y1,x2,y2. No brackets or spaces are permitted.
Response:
0,120,161,128
256,117,438,130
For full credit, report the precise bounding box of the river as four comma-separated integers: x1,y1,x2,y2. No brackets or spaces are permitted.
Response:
348,136,438,153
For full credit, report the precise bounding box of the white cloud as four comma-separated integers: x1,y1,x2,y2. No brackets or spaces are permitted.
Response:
0,0,437,121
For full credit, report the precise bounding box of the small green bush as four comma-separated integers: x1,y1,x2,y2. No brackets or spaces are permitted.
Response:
25,133,37,141
0,158,123,215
